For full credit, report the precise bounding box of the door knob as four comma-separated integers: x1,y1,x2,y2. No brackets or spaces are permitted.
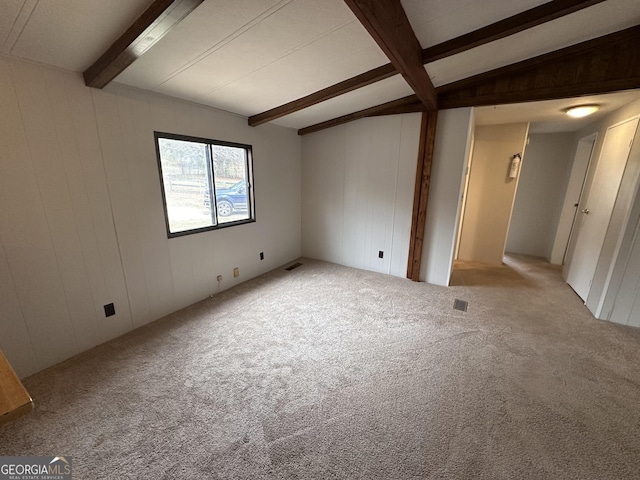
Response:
581,208,590,214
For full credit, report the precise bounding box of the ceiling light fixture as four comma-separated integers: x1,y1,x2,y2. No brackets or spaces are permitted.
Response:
565,104,600,118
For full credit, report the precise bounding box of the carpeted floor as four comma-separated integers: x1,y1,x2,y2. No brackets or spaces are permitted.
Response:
1,255,640,479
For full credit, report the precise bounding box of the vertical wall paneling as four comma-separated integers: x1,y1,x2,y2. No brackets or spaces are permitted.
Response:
63,74,133,342
420,108,474,286
301,114,420,277
92,87,148,330
342,122,367,269
248,122,302,271
0,60,76,371
43,68,108,347
0,57,301,376
391,114,422,277
0,243,37,378
368,118,401,273
302,127,346,264
126,88,176,322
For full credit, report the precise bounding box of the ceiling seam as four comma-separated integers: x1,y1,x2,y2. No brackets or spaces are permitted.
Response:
191,19,358,103
151,0,294,90
4,0,39,52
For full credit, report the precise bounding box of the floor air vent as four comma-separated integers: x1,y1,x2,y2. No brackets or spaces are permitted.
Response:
453,299,468,312
285,262,303,271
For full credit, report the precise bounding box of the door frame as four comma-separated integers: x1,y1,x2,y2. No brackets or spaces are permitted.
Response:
556,133,598,270
564,115,640,304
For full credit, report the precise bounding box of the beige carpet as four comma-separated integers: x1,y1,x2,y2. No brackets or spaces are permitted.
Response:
1,255,639,479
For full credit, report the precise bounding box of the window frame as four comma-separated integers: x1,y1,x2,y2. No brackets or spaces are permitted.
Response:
154,131,256,238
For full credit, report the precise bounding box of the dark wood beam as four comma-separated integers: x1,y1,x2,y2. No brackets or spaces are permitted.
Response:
248,63,397,126
300,25,640,132
437,25,640,109
407,111,438,281
344,0,437,109
366,99,425,117
249,0,603,126
421,0,606,63
83,0,204,88
297,96,419,136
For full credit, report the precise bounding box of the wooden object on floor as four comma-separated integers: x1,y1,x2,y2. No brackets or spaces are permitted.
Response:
0,350,33,426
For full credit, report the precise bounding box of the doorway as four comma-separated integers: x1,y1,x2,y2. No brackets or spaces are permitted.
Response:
455,123,529,266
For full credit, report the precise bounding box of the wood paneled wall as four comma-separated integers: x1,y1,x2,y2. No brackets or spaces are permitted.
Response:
0,57,301,377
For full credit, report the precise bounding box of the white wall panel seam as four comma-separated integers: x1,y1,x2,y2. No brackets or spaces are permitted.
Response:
389,116,406,275
115,89,152,323
0,236,38,368
48,69,104,345
60,74,110,336
154,0,293,91
3,0,38,52
10,64,80,354
90,88,135,331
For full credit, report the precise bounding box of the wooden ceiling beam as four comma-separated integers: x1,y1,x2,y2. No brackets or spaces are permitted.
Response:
248,64,397,127
344,0,436,110
297,96,420,136
299,25,640,134
421,0,606,63
250,0,603,126
83,0,204,89
437,25,640,109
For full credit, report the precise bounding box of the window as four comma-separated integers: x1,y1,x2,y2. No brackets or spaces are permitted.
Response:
154,132,255,237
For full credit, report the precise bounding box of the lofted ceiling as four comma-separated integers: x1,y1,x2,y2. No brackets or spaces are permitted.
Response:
1,0,640,133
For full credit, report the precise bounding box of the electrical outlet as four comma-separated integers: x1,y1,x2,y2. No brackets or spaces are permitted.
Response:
217,275,222,282
378,251,384,259
260,252,264,260
104,303,115,317
233,267,239,277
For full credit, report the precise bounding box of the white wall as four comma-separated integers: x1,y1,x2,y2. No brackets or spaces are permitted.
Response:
301,114,421,276
420,108,474,285
506,133,574,261
458,123,529,266
0,56,301,378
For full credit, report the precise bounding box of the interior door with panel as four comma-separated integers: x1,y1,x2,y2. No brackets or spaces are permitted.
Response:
566,117,640,301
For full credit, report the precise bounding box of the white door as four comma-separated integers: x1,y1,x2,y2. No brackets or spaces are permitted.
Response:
555,134,596,266
566,117,639,301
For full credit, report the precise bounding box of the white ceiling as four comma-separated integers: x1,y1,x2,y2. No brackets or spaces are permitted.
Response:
1,0,640,132
475,90,640,134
